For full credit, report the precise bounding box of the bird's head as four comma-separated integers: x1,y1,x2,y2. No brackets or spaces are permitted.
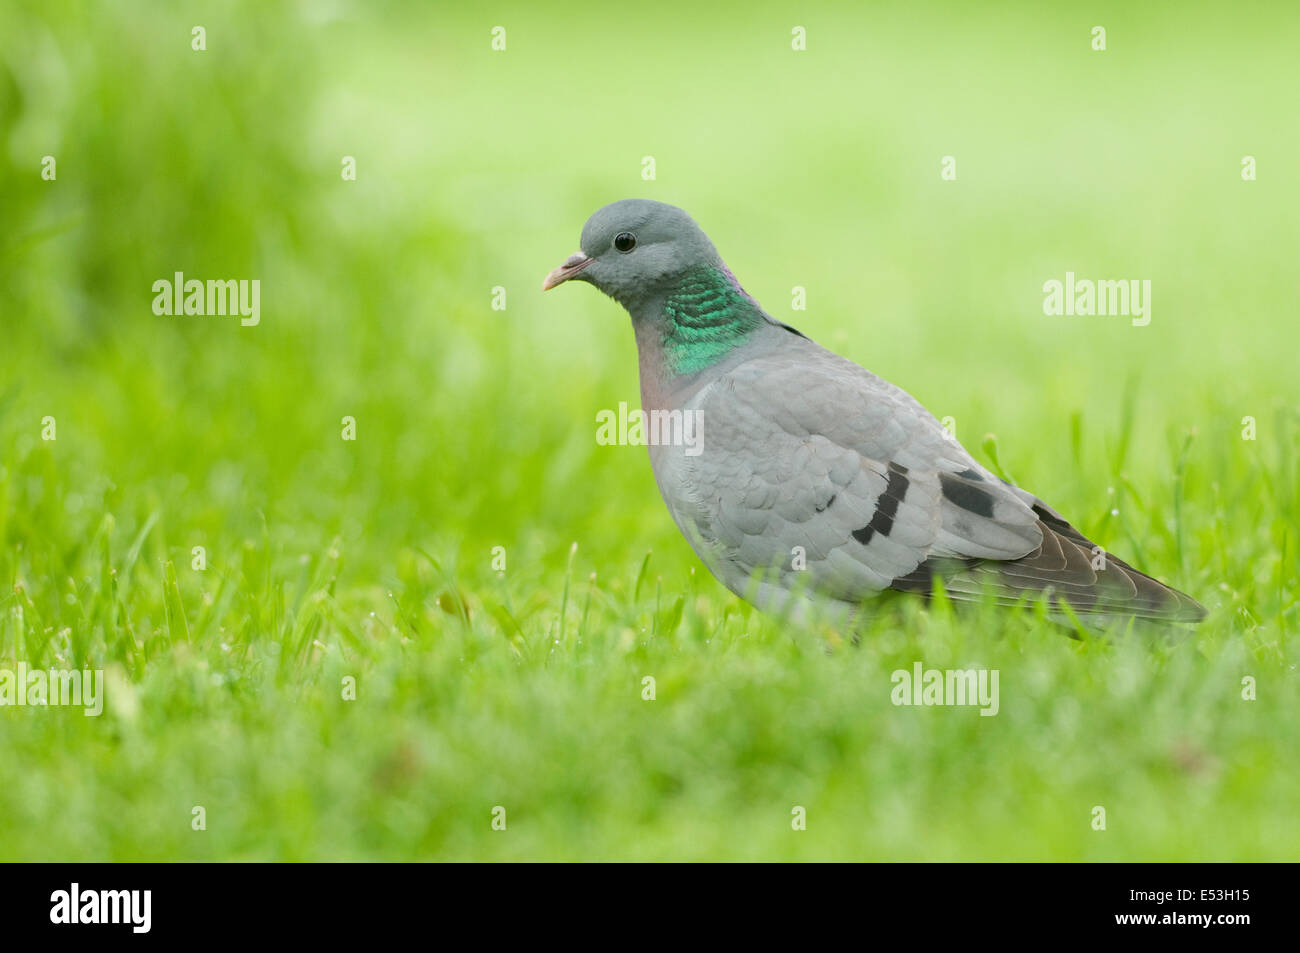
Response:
543,199,722,310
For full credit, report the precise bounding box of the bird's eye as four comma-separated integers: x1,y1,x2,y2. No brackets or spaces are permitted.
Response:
614,232,637,253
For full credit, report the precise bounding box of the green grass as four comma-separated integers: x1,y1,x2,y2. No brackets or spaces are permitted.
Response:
1,0,1297,860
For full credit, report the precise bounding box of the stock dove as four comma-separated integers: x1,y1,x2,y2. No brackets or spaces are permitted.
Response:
543,199,1206,624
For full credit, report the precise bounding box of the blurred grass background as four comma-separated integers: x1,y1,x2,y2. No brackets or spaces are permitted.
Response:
0,0,1297,860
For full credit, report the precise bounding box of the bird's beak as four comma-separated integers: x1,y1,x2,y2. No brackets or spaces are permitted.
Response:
542,252,593,290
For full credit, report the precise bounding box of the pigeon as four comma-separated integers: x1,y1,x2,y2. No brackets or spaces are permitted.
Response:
543,199,1206,624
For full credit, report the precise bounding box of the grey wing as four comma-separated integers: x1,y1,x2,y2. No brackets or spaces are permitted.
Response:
680,338,1204,622
676,343,1042,607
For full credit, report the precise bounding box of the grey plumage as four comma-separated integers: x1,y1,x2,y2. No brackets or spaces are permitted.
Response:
544,199,1206,625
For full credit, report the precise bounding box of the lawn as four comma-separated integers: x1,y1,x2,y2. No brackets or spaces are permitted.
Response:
0,0,1296,860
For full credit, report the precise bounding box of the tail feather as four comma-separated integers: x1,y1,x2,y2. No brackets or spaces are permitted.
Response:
891,512,1207,624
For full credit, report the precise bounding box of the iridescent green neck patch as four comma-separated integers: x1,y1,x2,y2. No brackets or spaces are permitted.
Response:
660,267,764,376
